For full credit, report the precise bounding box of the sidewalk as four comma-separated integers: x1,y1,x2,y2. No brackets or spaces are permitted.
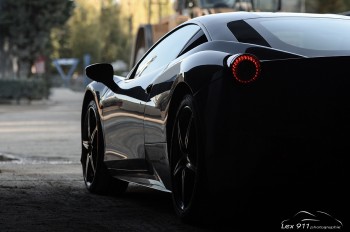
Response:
0,87,84,163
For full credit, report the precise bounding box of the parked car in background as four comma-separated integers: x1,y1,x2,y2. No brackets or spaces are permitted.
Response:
340,11,350,16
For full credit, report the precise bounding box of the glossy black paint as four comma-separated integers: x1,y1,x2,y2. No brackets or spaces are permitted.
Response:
81,12,348,194
195,56,350,192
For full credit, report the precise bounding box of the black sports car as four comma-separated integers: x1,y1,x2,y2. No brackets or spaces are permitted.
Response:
81,12,349,222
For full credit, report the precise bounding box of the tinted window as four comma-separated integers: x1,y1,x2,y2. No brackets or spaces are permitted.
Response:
134,24,200,78
227,20,270,47
179,30,208,56
241,17,350,56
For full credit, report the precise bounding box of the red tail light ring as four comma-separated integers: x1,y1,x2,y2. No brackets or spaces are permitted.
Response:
228,54,261,84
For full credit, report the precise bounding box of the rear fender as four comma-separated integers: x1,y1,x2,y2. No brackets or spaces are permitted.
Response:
180,50,229,94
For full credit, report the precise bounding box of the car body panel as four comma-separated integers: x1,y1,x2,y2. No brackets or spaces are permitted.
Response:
101,77,147,162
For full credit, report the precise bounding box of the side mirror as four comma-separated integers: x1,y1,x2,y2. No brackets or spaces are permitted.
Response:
85,63,118,90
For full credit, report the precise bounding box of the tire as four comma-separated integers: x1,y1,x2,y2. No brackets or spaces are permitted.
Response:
81,100,128,195
170,95,207,223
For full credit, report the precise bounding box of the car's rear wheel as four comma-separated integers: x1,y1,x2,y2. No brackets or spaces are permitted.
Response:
170,95,206,222
81,100,128,195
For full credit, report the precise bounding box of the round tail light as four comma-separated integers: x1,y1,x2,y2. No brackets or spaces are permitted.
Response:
228,54,261,84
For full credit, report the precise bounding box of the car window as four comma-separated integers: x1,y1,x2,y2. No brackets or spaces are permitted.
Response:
178,30,208,57
254,18,350,51
242,17,350,56
227,20,270,47
133,24,200,79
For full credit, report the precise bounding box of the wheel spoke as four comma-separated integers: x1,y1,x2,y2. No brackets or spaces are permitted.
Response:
82,140,89,150
177,120,185,153
184,115,193,150
89,153,96,174
87,108,91,137
181,168,186,209
85,153,90,177
90,126,98,142
173,155,186,177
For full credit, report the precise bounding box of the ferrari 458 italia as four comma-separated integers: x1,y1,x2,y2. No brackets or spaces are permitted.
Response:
81,12,349,221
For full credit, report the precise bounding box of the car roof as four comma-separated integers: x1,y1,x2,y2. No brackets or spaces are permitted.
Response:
188,11,350,41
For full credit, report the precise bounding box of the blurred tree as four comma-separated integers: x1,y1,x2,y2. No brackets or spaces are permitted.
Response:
0,0,74,78
99,1,131,64
343,0,350,10
306,0,348,13
0,0,12,78
51,0,131,74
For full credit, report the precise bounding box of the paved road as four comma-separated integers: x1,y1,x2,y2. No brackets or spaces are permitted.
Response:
0,88,82,163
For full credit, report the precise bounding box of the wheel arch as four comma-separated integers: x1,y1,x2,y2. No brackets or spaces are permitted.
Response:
80,90,95,164
81,88,105,160
166,82,193,155
81,90,95,131
81,84,105,129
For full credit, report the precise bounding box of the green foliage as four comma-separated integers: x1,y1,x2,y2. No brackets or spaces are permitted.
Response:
0,77,50,102
51,0,131,73
0,0,74,78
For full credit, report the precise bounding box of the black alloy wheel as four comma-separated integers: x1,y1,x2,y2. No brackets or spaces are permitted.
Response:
82,101,99,188
81,100,128,195
171,95,205,222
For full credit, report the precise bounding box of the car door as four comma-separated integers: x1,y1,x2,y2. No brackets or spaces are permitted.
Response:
100,24,202,174
101,76,149,165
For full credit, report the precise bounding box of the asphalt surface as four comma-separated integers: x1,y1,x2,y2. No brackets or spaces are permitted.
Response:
0,88,221,232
